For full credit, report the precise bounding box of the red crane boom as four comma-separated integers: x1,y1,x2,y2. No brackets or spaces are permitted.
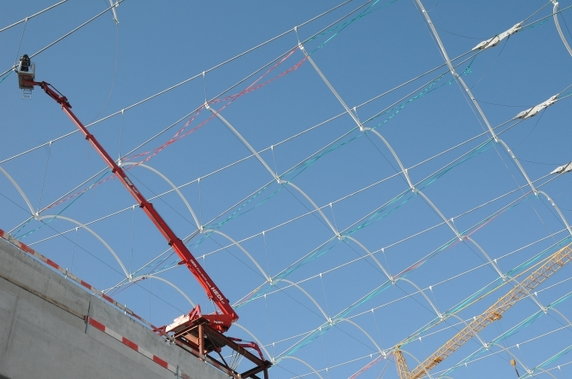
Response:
33,79,238,332
16,54,271,379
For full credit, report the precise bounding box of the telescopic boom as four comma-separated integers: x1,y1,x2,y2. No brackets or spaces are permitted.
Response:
16,55,238,333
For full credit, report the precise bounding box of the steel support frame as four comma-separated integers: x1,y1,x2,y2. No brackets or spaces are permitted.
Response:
170,318,271,379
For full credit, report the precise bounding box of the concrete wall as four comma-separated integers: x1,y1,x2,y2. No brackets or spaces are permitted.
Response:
0,236,229,379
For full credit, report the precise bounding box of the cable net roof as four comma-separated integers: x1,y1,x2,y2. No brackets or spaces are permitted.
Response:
1,1,571,377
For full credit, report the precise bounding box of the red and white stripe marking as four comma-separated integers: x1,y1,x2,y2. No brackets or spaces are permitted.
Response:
0,229,193,377
0,229,155,329
87,317,189,377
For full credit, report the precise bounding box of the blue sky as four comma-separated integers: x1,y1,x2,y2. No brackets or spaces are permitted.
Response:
1,1,571,378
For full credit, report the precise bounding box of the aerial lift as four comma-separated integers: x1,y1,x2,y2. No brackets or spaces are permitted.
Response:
16,55,271,379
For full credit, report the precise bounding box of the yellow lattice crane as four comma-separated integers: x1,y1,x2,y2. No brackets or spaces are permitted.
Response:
394,243,572,379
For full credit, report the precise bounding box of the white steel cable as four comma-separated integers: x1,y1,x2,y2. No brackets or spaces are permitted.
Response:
0,0,71,34
3,3,568,378
120,162,202,230
106,130,562,296
297,32,510,289
0,165,35,216
3,4,568,378
0,0,367,164
257,183,566,320
205,103,280,183
413,4,572,323
551,1,572,56
237,183,568,364
135,274,196,308
35,213,129,277
25,114,565,306
414,0,572,242
0,0,126,78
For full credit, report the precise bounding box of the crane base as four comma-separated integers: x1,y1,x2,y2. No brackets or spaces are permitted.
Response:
167,317,271,379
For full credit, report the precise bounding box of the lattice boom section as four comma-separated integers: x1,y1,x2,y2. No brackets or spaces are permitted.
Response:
408,244,572,379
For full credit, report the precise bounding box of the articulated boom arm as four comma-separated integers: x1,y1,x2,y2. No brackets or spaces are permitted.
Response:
16,55,271,378
31,80,238,333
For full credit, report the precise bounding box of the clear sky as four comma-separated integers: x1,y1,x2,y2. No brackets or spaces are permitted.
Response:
1,1,571,378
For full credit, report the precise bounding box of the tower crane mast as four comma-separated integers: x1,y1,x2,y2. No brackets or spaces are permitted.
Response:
395,243,572,379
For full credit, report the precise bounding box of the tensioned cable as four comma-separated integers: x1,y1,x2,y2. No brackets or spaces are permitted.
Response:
295,268,572,377
3,2,568,378
124,2,568,183
198,43,572,268
272,51,514,356
0,24,485,241
235,138,556,303
5,0,388,249
258,235,569,361
1,0,562,161
91,0,392,168
244,164,569,360
436,327,572,378
26,73,483,247
345,231,567,325
0,0,372,164
6,0,568,366
198,109,504,260
2,0,412,268
521,345,572,378
551,1,572,56
396,240,571,350
298,33,507,279
106,123,492,298
406,8,572,371
111,168,565,296
20,86,568,324
275,239,570,362
0,0,126,78
525,3,572,31
286,281,572,378
105,2,564,239
414,0,572,237
266,142,568,368
440,291,572,376
274,161,568,374
59,84,568,292
0,0,72,34
8,6,502,252
17,19,478,274
191,73,468,233
236,140,504,304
